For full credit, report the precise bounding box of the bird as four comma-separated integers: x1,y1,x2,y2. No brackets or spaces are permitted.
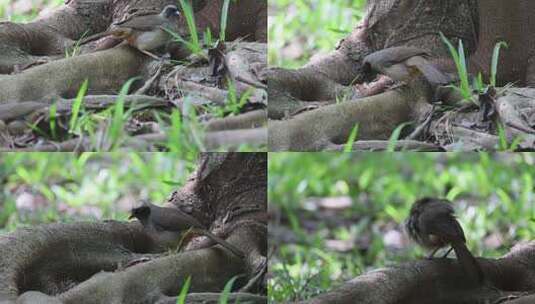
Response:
405,197,484,284
363,46,451,87
129,201,244,258
80,5,181,59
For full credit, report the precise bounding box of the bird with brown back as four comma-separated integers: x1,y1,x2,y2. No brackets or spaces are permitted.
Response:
80,5,181,59
405,197,484,285
363,46,451,87
129,201,244,258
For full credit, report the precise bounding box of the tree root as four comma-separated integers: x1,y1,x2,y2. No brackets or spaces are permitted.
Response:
298,241,535,304
269,84,433,151
0,45,150,104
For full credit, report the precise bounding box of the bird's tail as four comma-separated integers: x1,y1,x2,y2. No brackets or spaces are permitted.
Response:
451,241,484,285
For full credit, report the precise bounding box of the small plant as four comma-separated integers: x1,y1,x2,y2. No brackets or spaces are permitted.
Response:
203,80,251,118
164,101,204,154
440,32,472,102
166,0,231,53
440,32,508,103
225,80,251,115
497,123,523,151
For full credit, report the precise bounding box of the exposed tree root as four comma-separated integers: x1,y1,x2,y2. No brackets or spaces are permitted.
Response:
269,84,433,151
297,242,535,304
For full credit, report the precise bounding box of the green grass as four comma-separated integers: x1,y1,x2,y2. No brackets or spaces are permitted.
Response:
0,0,64,22
0,152,198,232
268,153,535,302
269,0,366,68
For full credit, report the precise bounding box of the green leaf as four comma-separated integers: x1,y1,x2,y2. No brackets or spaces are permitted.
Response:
49,102,57,140
219,0,231,42
219,276,239,304
69,79,88,134
439,33,471,101
387,122,410,152
176,276,191,304
343,124,359,152
108,77,138,150
490,41,508,87
178,0,201,53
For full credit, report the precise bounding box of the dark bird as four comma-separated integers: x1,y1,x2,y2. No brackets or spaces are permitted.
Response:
363,46,451,86
405,197,484,284
80,5,181,58
129,201,244,258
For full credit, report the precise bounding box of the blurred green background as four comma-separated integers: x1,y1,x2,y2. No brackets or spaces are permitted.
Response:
268,153,535,302
0,153,197,233
268,0,366,68
0,0,63,22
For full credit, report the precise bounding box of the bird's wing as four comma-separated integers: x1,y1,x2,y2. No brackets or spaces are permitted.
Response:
364,47,429,67
423,203,467,242
407,57,451,85
113,15,167,31
153,207,205,231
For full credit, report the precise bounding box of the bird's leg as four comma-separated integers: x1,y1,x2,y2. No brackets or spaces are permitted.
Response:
180,227,245,259
137,49,162,60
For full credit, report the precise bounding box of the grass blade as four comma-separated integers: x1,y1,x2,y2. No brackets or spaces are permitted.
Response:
178,0,200,53
108,77,138,150
49,102,57,140
439,32,471,101
387,122,410,152
219,276,239,304
219,0,231,42
176,276,191,304
168,109,183,152
343,124,359,152
69,79,88,134
490,41,508,87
